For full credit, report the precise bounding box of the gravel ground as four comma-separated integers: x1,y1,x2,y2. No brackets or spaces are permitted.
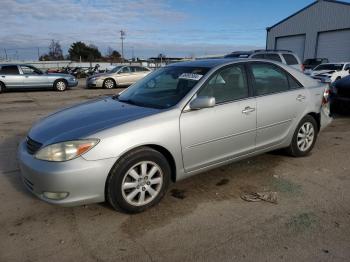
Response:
0,82,349,261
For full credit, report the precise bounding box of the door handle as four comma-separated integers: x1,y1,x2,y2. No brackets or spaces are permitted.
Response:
242,106,256,114
296,94,306,101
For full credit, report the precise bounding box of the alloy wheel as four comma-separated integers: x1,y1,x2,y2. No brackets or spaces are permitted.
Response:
297,122,315,152
104,79,114,89
121,161,163,206
56,81,66,91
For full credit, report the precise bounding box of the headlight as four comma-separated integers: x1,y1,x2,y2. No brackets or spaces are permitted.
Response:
35,139,99,162
70,77,76,81
90,77,96,81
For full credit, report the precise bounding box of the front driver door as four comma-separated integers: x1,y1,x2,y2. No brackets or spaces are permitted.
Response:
117,66,133,85
180,64,256,173
19,65,47,88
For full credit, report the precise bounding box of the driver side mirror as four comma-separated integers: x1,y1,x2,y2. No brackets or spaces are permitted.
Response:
189,96,215,110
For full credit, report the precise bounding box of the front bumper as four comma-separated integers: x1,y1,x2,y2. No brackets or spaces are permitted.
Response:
86,78,103,88
18,141,117,206
67,79,79,87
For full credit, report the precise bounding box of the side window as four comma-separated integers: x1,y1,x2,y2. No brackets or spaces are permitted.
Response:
198,64,249,104
0,65,19,75
20,66,38,75
264,54,282,62
283,54,298,65
120,67,130,74
250,63,290,96
287,75,302,89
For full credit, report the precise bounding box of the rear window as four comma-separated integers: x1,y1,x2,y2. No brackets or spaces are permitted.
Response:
283,54,298,65
0,65,19,74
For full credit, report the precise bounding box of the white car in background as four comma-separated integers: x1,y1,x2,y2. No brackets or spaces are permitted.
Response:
310,62,350,82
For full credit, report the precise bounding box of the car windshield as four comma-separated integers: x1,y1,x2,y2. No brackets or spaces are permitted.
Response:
117,66,210,109
314,64,343,71
109,66,123,73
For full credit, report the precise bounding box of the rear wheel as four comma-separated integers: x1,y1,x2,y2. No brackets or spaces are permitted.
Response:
0,82,5,93
286,115,318,157
54,79,67,91
107,147,170,213
103,78,116,89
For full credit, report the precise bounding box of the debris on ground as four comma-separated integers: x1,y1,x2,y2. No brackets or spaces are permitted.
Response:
240,191,278,204
170,189,186,199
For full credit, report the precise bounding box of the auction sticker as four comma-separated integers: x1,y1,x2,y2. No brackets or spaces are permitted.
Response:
179,73,203,81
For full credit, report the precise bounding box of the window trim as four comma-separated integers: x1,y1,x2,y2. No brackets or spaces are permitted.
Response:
247,61,304,98
195,62,253,106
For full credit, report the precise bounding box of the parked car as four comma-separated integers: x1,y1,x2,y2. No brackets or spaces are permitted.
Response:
302,58,329,74
0,64,78,93
86,65,151,89
18,59,331,213
330,75,350,114
224,50,302,71
310,62,350,82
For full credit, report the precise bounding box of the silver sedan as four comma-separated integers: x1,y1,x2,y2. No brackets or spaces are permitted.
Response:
0,64,78,93
86,65,151,89
18,59,332,213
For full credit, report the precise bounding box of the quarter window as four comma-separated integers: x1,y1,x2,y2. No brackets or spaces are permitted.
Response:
264,54,282,62
198,65,249,104
250,63,290,96
283,54,298,65
0,65,19,75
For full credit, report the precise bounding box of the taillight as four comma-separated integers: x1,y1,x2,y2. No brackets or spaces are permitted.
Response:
301,64,305,72
322,86,330,105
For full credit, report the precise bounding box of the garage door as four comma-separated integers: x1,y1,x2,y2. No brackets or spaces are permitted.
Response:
275,35,305,61
317,29,350,62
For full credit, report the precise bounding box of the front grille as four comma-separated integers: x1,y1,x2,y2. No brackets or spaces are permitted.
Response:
26,137,42,155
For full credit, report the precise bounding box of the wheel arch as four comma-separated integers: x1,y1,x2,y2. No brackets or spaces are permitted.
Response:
306,112,320,132
0,81,6,90
53,78,68,87
104,144,177,201
103,77,117,87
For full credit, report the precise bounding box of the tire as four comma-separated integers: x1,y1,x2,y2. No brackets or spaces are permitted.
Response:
286,115,318,157
103,78,116,89
107,147,171,213
54,79,67,91
0,82,5,93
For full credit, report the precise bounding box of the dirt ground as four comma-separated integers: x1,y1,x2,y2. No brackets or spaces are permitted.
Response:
0,82,349,262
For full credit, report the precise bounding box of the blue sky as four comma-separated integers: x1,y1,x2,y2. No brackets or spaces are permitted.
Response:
0,0,346,60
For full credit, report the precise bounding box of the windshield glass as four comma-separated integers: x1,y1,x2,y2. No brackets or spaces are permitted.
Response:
314,64,343,71
118,66,210,109
109,66,123,73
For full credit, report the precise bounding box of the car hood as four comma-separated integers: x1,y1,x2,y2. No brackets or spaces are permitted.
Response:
28,96,160,145
91,72,112,78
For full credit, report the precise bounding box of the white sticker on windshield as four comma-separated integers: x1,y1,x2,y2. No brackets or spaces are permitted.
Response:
179,73,203,81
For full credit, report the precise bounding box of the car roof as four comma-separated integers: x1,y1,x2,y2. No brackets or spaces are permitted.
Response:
168,58,242,68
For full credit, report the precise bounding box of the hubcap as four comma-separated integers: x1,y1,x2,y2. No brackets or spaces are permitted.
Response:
121,161,163,206
56,81,66,91
105,79,114,89
297,122,315,152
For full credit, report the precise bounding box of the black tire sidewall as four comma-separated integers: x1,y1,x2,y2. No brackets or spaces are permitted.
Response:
107,148,171,213
289,115,318,157
0,82,4,93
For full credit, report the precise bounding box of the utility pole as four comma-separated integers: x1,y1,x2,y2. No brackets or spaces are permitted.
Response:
37,47,40,61
4,48,7,61
120,30,126,63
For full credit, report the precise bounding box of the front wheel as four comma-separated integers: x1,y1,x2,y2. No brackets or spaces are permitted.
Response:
103,78,116,89
286,115,318,157
107,147,170,213
0,82,5,93
54,79,67,91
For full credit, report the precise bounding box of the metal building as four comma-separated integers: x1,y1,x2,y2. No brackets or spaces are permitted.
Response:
266,0,350,62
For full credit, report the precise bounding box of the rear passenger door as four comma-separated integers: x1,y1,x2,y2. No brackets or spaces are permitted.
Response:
0,65,22,88
248,62,307,150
